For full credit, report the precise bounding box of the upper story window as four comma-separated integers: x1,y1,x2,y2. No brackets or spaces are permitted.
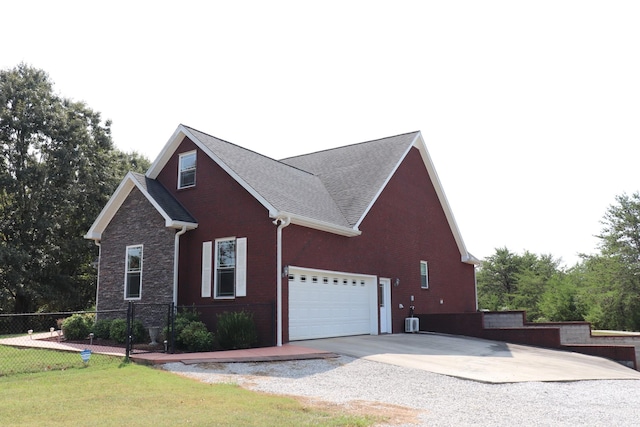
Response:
420,260,429,289
178,151,196,189
125,245,143,299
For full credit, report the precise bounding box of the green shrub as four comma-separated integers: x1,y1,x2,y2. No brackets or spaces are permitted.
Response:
216,311,257,350
62,314,91,340
178,321,214,352
109,319,128,343
108,319,147,344
93,319,112,339
131,320,147,343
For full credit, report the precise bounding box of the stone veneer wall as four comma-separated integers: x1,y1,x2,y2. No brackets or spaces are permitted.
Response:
97,187,176,326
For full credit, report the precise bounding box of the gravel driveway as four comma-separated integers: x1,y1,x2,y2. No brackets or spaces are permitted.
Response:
163,355,640,426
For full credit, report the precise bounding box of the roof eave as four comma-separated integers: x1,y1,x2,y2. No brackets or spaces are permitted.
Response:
273,211,361,237
84,172,199,242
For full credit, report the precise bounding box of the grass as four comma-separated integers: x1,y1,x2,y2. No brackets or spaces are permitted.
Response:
591,330,640,336
0,345,118,376
0,347,375,427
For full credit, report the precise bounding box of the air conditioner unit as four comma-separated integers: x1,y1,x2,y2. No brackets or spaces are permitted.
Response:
405,317,419,333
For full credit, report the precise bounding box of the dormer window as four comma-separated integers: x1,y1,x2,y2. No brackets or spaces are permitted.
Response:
178,151,196,189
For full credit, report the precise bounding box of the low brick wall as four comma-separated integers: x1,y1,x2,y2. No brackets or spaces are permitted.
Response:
417,312,638,370
483,312,525,328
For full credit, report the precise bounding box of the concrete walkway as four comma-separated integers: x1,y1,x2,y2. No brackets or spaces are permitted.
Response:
295,333,640,383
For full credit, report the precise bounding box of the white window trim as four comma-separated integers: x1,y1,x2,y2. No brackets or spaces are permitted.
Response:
177,150,197,189
124,244,143,300
420,260,429,289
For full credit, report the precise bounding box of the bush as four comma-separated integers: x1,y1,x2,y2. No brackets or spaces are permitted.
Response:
62,314,91,340
216,311,257,350
179,321,214,352
93,319,112,339
108,319,147,344
109,319,128,343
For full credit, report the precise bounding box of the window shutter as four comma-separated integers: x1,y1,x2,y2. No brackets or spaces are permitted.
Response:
235,237,247,297
201,241,212,298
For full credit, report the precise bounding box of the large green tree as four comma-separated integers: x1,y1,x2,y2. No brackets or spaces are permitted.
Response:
0,64,149,313
477,247,563,320
578,192,640,330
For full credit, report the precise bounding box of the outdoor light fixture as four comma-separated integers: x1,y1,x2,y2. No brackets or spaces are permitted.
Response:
28,330,33,339
50,327,55,337
394,278,400,287
89,332,94,345
282,265,289,278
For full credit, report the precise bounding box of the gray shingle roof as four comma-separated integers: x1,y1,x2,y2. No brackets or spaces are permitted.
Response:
129,172,196,224
185,126,353,227
183,126,419,229
280,132,419,226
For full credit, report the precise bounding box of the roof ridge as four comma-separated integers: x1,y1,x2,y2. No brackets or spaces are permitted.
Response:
279,131,420,161
182,124,316,177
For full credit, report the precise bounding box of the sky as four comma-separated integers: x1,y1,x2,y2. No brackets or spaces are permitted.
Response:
3,1,639,267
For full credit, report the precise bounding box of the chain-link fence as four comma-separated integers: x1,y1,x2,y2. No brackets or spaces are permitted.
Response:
0,302,274,376
0,310,127,376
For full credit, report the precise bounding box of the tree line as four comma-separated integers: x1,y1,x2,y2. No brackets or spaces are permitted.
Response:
478,192,640,331
0,64,149,314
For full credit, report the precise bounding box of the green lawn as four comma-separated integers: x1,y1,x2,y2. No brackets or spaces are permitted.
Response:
0,347,375,427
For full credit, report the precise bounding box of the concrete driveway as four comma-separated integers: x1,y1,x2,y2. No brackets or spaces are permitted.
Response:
295,333,640,383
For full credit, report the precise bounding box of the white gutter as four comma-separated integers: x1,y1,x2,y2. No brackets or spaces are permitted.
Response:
273,216,291,347
173,225,188,306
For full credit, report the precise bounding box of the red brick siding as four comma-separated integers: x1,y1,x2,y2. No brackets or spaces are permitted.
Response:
156,137,278,308
156,139,476,342
281,147,476,339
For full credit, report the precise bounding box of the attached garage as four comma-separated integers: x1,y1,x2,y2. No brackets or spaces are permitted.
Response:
288,267,378,341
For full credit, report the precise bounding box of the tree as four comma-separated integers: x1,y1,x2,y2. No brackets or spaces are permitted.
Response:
477,247,562,320
0,64,149,313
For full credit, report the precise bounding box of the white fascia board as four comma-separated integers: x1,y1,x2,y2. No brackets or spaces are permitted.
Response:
83,172,198,241
84,174,135,241
146,125,189,179
412,132,473,263
273,211,361,237
147,125,278,217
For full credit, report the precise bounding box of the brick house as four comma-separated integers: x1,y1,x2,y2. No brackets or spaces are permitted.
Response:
85,125,479,346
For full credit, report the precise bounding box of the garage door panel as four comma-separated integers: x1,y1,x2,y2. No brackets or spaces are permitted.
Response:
289,268,377,341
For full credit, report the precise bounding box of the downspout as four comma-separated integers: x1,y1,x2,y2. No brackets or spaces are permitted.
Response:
273,216,291,347
93,240,101,313
173,226,188,306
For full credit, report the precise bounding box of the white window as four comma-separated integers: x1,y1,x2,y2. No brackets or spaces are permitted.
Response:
125,245,143,299
420,261,429,289
206,237,247,299
178,151,196,189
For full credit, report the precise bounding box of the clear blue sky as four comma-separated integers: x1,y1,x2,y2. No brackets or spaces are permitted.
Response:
3,1,639,266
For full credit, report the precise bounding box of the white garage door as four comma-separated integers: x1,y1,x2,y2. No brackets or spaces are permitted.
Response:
288,267,378,341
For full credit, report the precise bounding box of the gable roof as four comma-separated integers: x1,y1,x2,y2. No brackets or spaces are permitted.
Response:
84,172,197,240
145,125,477,264
280,132,419,228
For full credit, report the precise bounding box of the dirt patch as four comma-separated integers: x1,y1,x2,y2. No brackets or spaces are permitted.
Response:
292,396,423,426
